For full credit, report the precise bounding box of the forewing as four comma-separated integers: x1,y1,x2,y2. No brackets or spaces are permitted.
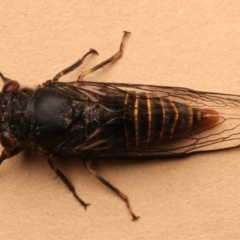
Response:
49,81,240,159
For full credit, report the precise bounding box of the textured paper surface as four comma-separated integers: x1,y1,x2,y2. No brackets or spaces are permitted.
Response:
0,1,240,239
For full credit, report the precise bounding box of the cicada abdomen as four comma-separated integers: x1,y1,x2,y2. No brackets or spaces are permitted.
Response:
124,91,219,150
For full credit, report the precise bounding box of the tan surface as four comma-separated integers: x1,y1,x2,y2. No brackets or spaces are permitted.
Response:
1,1,240,239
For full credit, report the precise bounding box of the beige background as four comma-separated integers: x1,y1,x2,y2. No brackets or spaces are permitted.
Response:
1,1,240,239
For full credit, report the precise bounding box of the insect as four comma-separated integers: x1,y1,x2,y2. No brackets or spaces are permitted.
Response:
0,31,240,220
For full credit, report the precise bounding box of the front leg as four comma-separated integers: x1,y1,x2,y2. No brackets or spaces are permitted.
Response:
52,49,98,82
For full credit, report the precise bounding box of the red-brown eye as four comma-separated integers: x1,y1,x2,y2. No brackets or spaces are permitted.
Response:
2,80,20,94
0,132,16,150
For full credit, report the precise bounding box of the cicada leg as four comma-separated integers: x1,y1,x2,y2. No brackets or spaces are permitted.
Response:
52,48,98,82
47,158,90,209
84,159,139,221
77,31,131,81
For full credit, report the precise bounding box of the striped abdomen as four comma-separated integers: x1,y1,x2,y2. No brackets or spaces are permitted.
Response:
124,92,219,150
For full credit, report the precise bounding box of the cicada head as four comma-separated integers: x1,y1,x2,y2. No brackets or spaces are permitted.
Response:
0,80,34,157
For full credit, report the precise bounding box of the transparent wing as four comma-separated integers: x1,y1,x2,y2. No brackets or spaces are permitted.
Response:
47,81,240,159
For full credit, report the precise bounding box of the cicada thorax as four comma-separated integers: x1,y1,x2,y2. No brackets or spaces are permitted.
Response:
124,91,219,150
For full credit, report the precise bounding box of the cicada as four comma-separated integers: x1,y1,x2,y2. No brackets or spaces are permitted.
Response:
0,31,240,220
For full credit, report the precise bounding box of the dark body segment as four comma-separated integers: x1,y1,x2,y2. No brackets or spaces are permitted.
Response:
34,87,76,151
147,93,164,143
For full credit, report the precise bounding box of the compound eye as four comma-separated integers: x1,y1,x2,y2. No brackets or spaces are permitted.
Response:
2,80,20,94
0,132,16,150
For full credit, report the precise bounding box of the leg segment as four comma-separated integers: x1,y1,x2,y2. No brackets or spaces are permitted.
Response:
48,158,90,209
53,48,98,82
84,159,139,221
77,31,131,81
